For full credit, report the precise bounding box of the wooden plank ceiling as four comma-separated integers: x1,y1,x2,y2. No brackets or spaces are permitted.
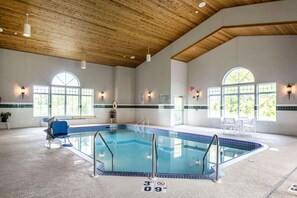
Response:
172,22,297,62
0,0,277,67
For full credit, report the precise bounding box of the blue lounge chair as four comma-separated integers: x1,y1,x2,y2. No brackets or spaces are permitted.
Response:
47,121,72,148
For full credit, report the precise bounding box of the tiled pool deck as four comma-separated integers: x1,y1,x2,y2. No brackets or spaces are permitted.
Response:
0,125,296,198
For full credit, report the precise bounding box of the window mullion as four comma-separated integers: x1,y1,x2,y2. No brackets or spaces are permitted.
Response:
64,86,67,116
237,85,240,118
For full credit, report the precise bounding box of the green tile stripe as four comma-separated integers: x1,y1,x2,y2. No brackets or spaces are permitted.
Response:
184,105,208,110
1,103,296,111
94,104,113,108
94,104,174,109
0,103,33,108
277,106,297,111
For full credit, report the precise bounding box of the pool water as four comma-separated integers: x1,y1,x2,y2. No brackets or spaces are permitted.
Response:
69,129,252,175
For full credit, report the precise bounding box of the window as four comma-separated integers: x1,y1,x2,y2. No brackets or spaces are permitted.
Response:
208,87,221,118
257,83,276,121
52,72,80,87
207,67,277,121
222,67,255,118
81,89,94,116
33,86,49,116
223,67,254,85
33,72,94,117
51,87,66,116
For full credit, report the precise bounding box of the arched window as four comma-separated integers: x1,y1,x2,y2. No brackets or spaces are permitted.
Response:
208,67,276,121
33,72,94,117
51,72,81,116
223,67,254,85
222,67,255,118
52,72,80,87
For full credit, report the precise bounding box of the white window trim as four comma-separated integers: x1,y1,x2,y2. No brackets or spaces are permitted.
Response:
33,72,94,117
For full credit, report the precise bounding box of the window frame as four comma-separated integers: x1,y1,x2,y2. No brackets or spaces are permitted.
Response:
33,85,50,117
222,83,256,119
207,67,277,122
256,82,277,121
33,72,94,117
81,88,95,116
207,87,221,118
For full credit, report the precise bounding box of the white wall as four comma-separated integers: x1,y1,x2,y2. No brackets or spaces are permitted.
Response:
114,66,136,123
135,48,172,104
187,36,297,135
114,66,135,104
0,49,115,103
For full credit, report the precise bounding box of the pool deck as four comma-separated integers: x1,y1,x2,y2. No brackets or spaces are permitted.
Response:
0,125,297,198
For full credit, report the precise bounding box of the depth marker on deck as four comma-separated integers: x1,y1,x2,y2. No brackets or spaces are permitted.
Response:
141,180,167,193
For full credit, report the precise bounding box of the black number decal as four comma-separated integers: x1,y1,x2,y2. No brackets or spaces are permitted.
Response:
144,187,151,191
144,181,151,186
155,187,162,192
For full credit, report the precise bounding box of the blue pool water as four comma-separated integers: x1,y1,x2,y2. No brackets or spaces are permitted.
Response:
68,125,262,176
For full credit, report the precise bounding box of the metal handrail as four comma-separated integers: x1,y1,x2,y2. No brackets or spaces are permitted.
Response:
150,134,158,180
93,131,114,177
155,134,158,174
135,116,149,128
202,134,221,183
135,116,150,139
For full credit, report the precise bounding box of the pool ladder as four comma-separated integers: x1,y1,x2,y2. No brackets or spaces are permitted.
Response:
135,116,150,139
92,131,114,178
202,134,221,183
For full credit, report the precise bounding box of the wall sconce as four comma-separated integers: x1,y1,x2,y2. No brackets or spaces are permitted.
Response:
193,91,200,101
21,86,25,99
100,91,105,101
148,91,152,101
287,84,292,100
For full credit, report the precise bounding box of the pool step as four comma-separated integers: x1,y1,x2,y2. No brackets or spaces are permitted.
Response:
97,161,105,172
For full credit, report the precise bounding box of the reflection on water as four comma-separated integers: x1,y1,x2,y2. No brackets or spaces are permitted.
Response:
69,130,249,175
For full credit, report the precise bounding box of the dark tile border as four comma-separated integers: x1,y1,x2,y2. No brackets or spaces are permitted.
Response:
100,171,211,180
0,103,33,108
2,103,297,111
277,106,297,111
184,105,208,110
93,104,174,109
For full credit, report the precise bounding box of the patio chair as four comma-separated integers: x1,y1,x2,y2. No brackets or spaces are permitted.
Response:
242,118,257,133
221,118,237,133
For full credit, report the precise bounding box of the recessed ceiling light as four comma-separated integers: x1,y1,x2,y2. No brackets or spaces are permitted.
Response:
0,28,3,32
199,2,206,8
195,10,199,14
123,55,126,58
14,32,18,35
130,56,135,59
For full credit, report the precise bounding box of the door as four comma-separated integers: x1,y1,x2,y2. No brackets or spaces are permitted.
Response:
174,97,184,125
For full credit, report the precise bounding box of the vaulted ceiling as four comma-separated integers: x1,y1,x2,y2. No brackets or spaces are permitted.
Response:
0,0,278,67
172,22,297,62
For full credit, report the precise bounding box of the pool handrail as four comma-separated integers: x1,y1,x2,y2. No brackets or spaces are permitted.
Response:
135,116,150,139
150,134,158,180
202,134,221,183
93,131,114,178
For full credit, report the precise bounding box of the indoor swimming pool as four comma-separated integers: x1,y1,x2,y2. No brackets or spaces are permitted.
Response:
68,125,263,178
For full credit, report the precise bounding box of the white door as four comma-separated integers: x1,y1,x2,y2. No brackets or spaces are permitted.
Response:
174,97,184,125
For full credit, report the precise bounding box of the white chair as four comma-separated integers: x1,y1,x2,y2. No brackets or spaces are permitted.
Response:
242,118,256,133
221,118,237,133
